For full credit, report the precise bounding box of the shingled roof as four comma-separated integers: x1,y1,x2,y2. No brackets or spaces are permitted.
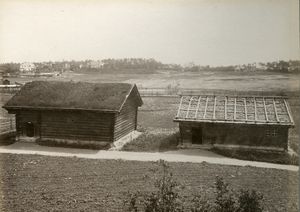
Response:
3,81,142,112
174,95,294,126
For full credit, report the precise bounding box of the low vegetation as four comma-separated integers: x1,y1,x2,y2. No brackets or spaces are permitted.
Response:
122,129,179,152
36,138,110,150
211,148,299,166
124,160,264,212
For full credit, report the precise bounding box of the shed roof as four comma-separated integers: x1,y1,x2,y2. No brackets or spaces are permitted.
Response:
174,95,294,126
3,81,143,112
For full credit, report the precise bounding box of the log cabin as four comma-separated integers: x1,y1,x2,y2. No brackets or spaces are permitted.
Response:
3,81,143,148
174,95,294,151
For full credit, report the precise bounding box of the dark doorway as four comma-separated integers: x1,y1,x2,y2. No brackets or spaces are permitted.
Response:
192,127,202,144
25,122,34,137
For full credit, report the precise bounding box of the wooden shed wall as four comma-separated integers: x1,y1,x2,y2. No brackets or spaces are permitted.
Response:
113,94,138,141
179,122,289,149
40,111,114,142
15,110,115,143
15,111,40,137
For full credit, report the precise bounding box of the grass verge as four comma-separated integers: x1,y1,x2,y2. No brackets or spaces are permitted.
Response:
36,139,110,150
211,147,299,165
122,129,179,152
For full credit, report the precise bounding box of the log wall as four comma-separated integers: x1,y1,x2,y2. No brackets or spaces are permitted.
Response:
15,110,115,143
40,111,114,143
113,94,138,141
179,122,289,150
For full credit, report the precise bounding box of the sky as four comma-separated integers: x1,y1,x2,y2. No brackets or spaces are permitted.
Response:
0,0,299,66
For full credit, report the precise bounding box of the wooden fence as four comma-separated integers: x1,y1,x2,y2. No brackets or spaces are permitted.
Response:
138,87,299,97
0,85,22,94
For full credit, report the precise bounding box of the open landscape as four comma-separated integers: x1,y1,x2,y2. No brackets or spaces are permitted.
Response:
0,0,299,211
1,70,300,154
0,71,299,211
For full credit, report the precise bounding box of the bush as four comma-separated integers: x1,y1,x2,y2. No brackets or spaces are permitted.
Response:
192,177,264,212
214,176,237,212
237,189,263,212
124,160,183,212
143,161,183,212
123,192,140,212
190,195,214,212
124,161,264,212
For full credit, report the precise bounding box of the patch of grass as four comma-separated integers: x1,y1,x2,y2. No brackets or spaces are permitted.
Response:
122,130,179,152
211,147,299,165
36,139,110,150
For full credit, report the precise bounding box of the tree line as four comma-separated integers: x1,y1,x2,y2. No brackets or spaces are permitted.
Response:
0,59,299,75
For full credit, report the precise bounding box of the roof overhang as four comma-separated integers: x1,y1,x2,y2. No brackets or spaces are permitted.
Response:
173,118,294,127
2,105,118,113
118,84,143,112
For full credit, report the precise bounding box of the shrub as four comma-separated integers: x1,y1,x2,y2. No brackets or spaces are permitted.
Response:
124,161,264,212
214,176,237,212
124,160,183,212
237,189,263,212
143,160,183,212
123,192,140,212
190,195,214,212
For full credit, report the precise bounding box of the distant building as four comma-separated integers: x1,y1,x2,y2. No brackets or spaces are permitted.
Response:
174,95,294,151
3,81,143,149
88,60,104,69
20,62,36,72
64,63,71,69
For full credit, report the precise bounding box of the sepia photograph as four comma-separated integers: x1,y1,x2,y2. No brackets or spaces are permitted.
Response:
0,0,299,211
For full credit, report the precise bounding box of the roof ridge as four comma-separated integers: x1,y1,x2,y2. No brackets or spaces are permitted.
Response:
179,94,289,98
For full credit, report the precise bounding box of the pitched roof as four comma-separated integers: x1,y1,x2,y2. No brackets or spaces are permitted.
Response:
4,81,142,112
174,95,294,126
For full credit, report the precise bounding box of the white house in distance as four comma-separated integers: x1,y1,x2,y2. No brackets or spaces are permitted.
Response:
88,60,104,69
20,62,36,72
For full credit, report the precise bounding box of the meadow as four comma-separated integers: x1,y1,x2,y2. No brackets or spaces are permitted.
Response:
8,69,300,92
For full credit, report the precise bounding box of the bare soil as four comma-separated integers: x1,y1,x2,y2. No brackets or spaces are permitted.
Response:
0,153,298,212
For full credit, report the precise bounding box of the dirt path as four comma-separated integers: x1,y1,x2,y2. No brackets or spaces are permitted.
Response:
0,142,298,171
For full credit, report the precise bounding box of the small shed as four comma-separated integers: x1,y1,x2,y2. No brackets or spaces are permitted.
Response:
3,81,143,148
174,95,294,151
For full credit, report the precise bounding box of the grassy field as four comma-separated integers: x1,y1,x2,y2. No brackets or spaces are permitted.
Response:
8,70,300,92
0,153,298,212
